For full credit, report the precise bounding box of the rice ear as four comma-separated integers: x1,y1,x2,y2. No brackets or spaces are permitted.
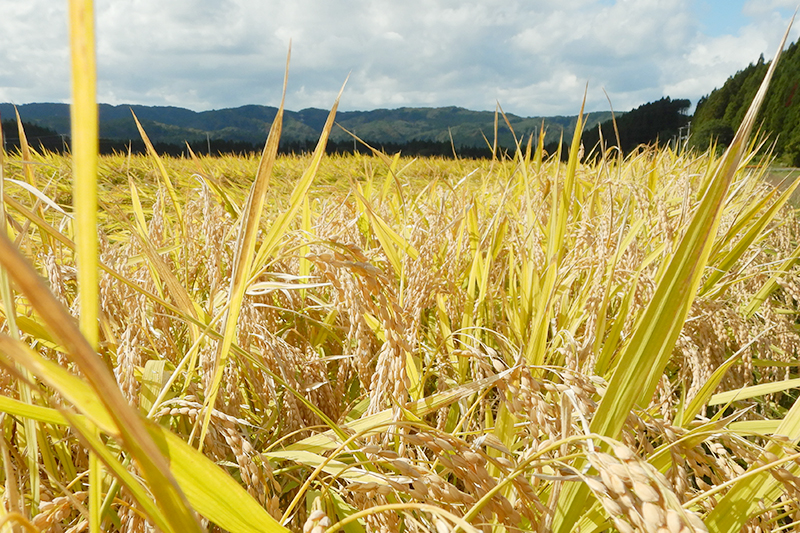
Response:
198,46,291,451
0,111,41,522
0,222,203,533
552,15,795,533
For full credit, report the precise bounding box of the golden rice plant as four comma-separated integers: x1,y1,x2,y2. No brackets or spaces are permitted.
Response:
1,2,800,532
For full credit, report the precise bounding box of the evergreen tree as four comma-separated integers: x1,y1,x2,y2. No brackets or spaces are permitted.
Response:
691,39,800,164
581,97,691,157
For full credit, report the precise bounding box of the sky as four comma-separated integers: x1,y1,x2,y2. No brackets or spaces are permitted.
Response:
0,0,798,117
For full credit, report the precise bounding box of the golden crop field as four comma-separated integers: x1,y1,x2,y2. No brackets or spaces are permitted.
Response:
1,3,800,533
2,117,800,533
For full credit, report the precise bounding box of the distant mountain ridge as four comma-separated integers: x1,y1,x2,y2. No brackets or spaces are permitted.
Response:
0,102,614,152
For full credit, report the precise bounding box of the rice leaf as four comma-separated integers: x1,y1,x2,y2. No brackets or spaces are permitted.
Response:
139,360,168,414
251,76,351,269
705,392,800,532
350,185,418,277
0,326,291,533
130,111,185,239
727,420,781,434
527,93,586,367
5,179,71,217
679,327,775,424
186,144,241,218
0,226,203,532
708,377,800,406
551,18,791,533
67,2,102,527
151,425,291,533
700,169,800,296
263,450,386,484
13,109,54,255
745,239,800,317
198,50,290,448
68,0,100,349
0,333,173,531
0,396,68,426
128,176,149,237
288,369,513,454
0,110,41,512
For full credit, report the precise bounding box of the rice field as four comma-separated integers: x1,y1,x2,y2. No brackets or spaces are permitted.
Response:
2,3,800,533
2,109,800,533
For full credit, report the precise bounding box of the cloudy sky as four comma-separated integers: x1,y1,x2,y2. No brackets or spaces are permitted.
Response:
0,0,798,116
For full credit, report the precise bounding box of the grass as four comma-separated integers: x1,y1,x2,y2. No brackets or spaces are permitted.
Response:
1,2,800,532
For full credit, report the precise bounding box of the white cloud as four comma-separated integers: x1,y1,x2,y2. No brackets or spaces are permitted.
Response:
0,2,69,104
661,4,799,110
1,0,799,116
743,0,798,16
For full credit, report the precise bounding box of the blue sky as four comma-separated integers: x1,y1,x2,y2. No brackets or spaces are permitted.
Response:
0,0,798,116
696,0,750,36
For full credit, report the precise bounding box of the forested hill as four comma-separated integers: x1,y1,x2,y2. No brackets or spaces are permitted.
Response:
0,102,614,156
691,39,800,164
580,97,691,156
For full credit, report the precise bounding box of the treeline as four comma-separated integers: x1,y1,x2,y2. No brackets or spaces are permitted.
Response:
1,120,499,159
691,39,800,164
289,138,496,158
531,97,691,161
3,96,695,162
1,120,68,152
578,97,691,158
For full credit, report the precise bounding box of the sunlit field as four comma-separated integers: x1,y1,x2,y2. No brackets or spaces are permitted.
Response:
1,3,800,533
3,108,800,533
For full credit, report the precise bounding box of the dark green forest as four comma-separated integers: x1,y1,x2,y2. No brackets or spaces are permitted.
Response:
0,103,615,159
577,97,691,158
1,119,500,159
0,94,713,161
0,96,693,160
691,39,800,164
1,120,67,153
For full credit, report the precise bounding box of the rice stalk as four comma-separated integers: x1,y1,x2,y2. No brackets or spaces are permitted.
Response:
198,50,289,449
553,17,793,529
3,16,800,532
